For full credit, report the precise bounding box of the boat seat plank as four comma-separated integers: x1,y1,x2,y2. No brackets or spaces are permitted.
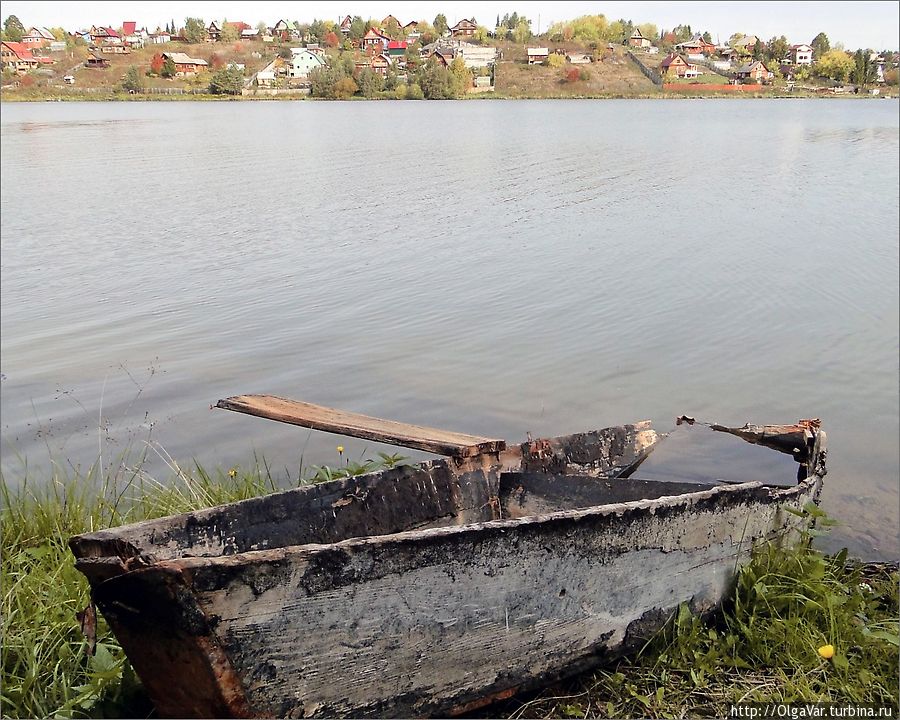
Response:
216,395,506,457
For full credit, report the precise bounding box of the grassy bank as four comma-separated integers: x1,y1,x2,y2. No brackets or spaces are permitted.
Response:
2,462,897,718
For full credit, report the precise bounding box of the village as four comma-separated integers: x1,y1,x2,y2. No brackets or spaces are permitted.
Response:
1,11,898,99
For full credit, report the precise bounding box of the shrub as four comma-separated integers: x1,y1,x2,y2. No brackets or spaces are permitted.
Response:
405,82,424,99
547,53,565,68
579,67,591,81
565,67,580,82
333,76,357,99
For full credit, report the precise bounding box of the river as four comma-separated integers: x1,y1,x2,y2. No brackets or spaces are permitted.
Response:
1,98,897,559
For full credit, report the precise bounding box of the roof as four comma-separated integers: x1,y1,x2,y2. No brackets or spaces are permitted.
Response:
387,41,407,50
163,52,208,65
2,42,33,59
363,28,390,40
790,44,812,50
629,28,645,39
527,47,549,55
450,18,477,30
122,21,136,35
736,60,768,73
661,53,688,68
733,35,759,48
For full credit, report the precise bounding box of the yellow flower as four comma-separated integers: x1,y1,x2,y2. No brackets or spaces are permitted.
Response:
228,467,237,478
818,644,834,659
337,446,344,454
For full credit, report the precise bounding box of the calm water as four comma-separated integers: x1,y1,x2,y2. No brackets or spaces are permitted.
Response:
1,99,897,559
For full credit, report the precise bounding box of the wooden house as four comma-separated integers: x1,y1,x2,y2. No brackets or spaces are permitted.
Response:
660,53,698,77
526,47,549,64
1,41,40,71
566,52,592,64
404,21,420,41
22,27,55,47
675,35,715,55
735,60,771,83
387,40,407,60
627,28,652,49
84,52,110,68
361,27,390,51
450,19,477,38
161,52,208,75
207,21,221,42
270,20,293,41
339,16,352,35
370,53,392,76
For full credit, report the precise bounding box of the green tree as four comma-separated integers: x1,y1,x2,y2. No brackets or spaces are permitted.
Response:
209,65,244,94
433,14,448,36
851,49,877,89
309,64,348,98
309,19,328,42
278,46,292,59
639,24,659,42
161,56,176,78
405,81,424,99
701,31,712,43
383,67,399,90
512,20,531,44
121,65,144,93
349,16,366,40
449,55,472,95
3,14,25,41
767,36,789,64
220,21,239,43
815,49,853,81
333,76,357,99
417,58,454,98
184,17,206,43
356,67,383,97
473,25,490,44
256,21,268,36
810,32,830,60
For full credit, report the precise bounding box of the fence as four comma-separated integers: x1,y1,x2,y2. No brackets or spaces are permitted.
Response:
625,49,662,86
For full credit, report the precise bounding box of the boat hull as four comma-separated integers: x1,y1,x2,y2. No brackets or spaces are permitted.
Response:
70,423,825,718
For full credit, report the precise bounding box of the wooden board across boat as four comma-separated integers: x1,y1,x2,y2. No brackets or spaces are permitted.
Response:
69,397,826,719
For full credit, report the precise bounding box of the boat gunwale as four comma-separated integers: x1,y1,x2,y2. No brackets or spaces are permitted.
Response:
155,474,823,573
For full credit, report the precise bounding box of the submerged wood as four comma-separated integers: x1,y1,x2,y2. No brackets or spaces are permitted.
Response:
216,395,506,457
70,418,826,719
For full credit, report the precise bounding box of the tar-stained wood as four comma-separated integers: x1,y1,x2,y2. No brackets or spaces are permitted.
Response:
68,423,826,719
216,395,506,457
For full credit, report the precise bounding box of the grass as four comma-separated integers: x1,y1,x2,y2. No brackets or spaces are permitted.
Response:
2,460,897,719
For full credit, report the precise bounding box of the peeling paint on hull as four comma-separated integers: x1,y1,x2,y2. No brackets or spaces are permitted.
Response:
70,422,826,719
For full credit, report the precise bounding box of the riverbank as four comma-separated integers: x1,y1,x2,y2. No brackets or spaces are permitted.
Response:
2,461,897,719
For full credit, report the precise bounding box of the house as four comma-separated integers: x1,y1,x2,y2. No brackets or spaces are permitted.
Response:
1,41,39,71
270,20,293,41
287,48,324,78
430,49,453,67
240,28,259,41
22,27,55,47
675,35,716,55
63,74,75,84
256,69,275,86
449,18,477,38
124,28,147,48
660,53,699,77
339,16,352,34
404,21,420,41
84,52,110,68
788,44,813,65
382,15,401,28
361,27,390,51
207,21,221,42
89,26,119,44
149,31,171,44
735,59,771,83
226,21,251,35
49,41,66,52
566,52,592,64
369,53,392,76
387,40,407,60
121,21,137,36
627,28,652,49
161,52,208,75
458,45,497,68
732,35,760,55
98,44,131,54
526,47,549,64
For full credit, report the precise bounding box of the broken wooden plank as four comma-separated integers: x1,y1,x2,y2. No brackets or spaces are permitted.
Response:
215,395,506,457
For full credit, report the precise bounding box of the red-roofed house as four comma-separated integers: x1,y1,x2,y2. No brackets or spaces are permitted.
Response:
387,40,407,59
122,21,137,36
1,41,41,71
361,27,390,51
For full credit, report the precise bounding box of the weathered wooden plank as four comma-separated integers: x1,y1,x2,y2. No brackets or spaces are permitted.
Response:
216,395,505,457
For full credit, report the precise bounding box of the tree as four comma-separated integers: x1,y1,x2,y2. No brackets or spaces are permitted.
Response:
184,17,206,43
433,14,448,36
277,46,292,59
309,19,327,42
323,31,339,47
815,49,853,81
639,24,659,43
810,32,830,60
701,31,712,43
405,82,424,99
220,21,239,43
349,16,366,40
547,53,565,68
473,25,490,44
449,55,471,95
767,36,789,64
417,58,454,98
208,65,244,94
356,67,383,97
333,76,357,99
3,14,25,42
256,21,268,36
884,68,898,86
121,65,144,93
851,49,877,89
150,52,165,75
161,56,176,78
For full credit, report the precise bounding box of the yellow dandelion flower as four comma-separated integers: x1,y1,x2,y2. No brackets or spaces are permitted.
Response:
337,446,344,454
817,644,834,659
228,467,237,478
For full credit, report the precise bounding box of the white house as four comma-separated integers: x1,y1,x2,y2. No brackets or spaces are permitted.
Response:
526,47,549,64
789,44,813,65
287,48,324,78
256,70,276,86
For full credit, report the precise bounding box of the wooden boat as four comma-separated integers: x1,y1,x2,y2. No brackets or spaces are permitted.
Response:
70,396,826,719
